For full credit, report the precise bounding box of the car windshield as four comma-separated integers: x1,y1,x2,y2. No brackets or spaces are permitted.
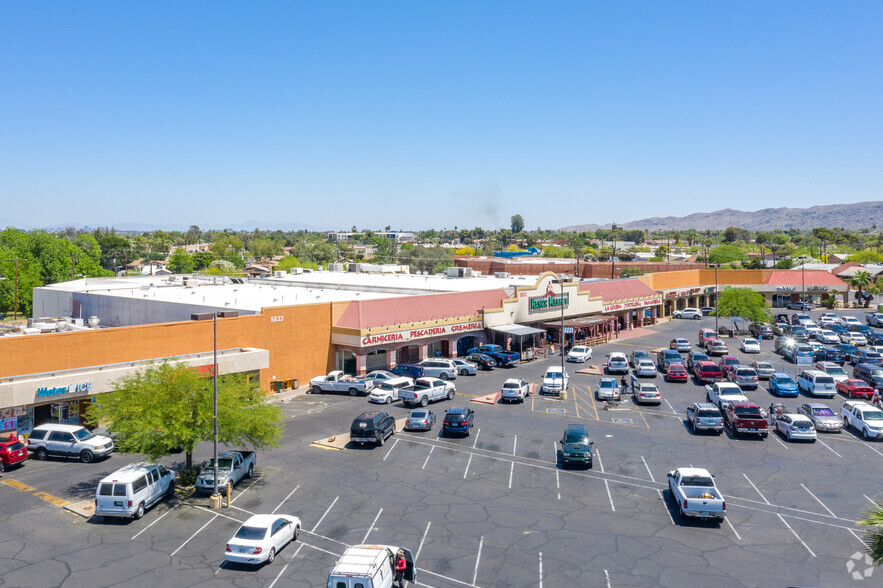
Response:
571,347,587,353
545,372,563,380
205,457,234,470
564,433,589,444
841,345,858,353
815,376,834,384
682,476,715,487
724,359,739,365
234,525,268,540
864,411,883,421
447,414,465,422
756,363,773,370
503,382,520,389
5,441,25,450
827,368,846,376
693,354,708,360
811,407,834,416
704,366,722,374
73,429,93,441
734,406,761,416
870,370,883,377
735,370,755,377
776,377,794,384
410,410,427,419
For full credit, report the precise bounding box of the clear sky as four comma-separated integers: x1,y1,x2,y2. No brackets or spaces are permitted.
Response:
1,1,881,232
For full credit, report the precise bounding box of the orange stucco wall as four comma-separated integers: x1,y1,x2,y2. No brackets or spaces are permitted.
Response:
0,303,334,391
640,269,766,290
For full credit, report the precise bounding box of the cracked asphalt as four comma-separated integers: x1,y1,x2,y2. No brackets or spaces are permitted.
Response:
1,310,881,587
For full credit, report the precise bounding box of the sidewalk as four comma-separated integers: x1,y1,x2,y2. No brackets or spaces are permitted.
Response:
267,385,310,403
613,324,664,343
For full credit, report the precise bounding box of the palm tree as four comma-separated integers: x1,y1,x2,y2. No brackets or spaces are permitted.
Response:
860,501,883,565
851,271,873,307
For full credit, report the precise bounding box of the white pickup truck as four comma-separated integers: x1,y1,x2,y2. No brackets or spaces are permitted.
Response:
841,400,883,440
400,377,455,407
195,451,256,495
667,467,726,521
310,371,374,396
705,382,748,409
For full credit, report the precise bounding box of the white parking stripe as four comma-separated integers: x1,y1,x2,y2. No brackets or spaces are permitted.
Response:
271,484,300,515
817,439,841,457
657,489,674,524
595,448,605,473
361,508,383,543
422,446,435,470
472,536,483,586
187,504,245,524
641,456,656,483
512,435,517,456
463,454,473,479
383,438,399,461
849,528,867,546
538,552,543,588
605,479,615,512
508,462,515,489
132,503,179,540
664,398,677,415
472,428,481,448
171,514,218,557
556,470,561,500
231,476,261,504
311,496,338,533
864,494,880,507
604,569,612,588
801,483,836,518
416,521,431,561
771,433,789,450
724,517,742,541
742,474,770,505
777,513,816,557
267,543,304,588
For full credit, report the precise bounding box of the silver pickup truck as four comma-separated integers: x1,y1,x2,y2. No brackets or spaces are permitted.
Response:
668,467,726,521
195,450,256,494
400,377,455,407
310,371,374,396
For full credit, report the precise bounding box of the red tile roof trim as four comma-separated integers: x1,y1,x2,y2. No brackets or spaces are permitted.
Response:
335,289,510,330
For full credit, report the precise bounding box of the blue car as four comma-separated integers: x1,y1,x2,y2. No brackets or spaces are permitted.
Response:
820,346,846,364
769,373,799,397
391,364,425,379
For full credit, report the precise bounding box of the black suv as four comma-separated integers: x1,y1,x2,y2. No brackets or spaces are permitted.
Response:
559,424,593,468
350,411,396,447
442,408,474,437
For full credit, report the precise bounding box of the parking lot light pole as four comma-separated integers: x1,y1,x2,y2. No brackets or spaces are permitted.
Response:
714,265,719,334
211,314,220,508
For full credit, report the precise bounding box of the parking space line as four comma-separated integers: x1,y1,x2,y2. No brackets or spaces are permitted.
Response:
361,508,383,543
508,462,515,488
864,494,880,507
231,476,261,504
311,496,338,533
422,446,435,470
416,521,431,561
272,484,301,515
657,489,674,524
463,454,473,478
6,462,70,478
187,504,246,524
664,399,677,415
604,479,615,511
538,551,543,588
472,428,480,448
724,517,742,541
742,474,770,504
267,543,304,588
595,448,605,473
848,528,866,546
776,513,816,557
556,470,560,500
171,514,218,557
133,503,179,540
771,433,789,450
229,504,255,516
605,569,611,588
641,456,655,483
512,435,517,456
383,438,399,461
817,439,841,457
472,536,483,586
301,541,341,557
801,483,836,517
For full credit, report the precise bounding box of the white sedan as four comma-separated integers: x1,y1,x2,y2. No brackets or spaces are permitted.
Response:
774,414,817,442
815,330,840,344
225,514,301,565
841,332,867,346
739,338,761,353
567,345,593,363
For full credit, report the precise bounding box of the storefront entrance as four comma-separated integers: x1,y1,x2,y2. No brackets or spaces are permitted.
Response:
397,346,420,365
365,350,387,371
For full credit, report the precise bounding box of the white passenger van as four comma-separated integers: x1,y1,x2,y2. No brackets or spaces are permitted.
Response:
94,462,176,520
797,369,837,398
327,544,415,588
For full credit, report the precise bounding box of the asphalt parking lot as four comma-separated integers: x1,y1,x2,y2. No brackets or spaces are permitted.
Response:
2,310,881,587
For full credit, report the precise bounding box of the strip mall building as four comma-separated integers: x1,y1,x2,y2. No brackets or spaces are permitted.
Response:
0,267,847,434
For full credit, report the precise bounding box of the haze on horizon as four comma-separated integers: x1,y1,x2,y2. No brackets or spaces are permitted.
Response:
1,2,880,232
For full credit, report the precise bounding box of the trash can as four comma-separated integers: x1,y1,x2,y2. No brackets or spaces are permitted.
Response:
727,329,735,338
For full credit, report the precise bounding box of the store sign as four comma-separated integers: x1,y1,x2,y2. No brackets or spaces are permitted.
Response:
35,381,92,398
0,417,16,432
808,286,829,291
776,287,796,291
603,298,661,313
360,321,483,346
529,285,570,313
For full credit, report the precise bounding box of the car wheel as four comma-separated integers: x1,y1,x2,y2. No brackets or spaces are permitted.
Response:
420,396,429,407
79,450,94,463
311,385,322,394
864,428,871,440
385,396,392,404
348,387,359,396
447,390,455,400
35,447,48,460
694,315,700,320
247,464,254,478
460,369,468,376
133,502,145,520
293,525,300,541
267,547,276,564
378,434,384,447
439,372,449,381
167,482,176,498
487,358,497,367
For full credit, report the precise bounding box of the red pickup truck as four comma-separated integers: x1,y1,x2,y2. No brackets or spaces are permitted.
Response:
723,403,769,438
0,434,29,469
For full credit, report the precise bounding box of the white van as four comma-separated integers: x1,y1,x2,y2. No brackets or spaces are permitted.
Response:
327,544,415,588
95,462,176,520
797,370,837,398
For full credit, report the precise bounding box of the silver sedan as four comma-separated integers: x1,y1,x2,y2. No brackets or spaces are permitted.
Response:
405,409,436,431
451,359,478,376
797,403,843,433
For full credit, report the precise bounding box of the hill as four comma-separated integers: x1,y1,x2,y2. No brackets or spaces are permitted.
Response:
561,201,883,232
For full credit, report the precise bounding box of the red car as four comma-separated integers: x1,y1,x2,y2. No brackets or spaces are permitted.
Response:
837,379,875,400
694,360,724,384
0,434,29,469
665,363,689,382
719,356,741,376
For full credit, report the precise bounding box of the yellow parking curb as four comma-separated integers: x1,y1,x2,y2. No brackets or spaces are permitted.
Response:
2,478,36,492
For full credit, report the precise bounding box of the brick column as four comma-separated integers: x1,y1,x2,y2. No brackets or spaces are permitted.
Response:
386,348,397,370
419,344,429,361
356,352,368,376
449,338,459,357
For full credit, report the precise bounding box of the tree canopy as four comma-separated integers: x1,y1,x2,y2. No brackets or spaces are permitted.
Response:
715,287,772,323
88,362,283,468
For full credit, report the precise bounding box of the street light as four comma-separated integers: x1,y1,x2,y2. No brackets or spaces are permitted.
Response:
801,264,806,308
211,314,220,506
714,265,719,334
553,278,567,397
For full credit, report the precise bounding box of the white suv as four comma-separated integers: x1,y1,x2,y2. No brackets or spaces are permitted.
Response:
26,424,114,463
674,308,703,320
369,377,412,404
501,379,530,403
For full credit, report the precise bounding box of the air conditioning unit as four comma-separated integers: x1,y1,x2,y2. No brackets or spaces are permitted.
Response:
289,267,304,275
274,270,286,278
494,272,510,278
329,263,345,272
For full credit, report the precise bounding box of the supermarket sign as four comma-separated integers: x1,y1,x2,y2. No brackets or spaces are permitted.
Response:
602,298,661,313
360,321,483,346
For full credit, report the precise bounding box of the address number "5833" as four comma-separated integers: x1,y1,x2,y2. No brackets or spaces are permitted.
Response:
270,315,284,323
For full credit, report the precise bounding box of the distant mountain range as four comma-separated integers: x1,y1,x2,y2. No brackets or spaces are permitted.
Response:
561,201,883,232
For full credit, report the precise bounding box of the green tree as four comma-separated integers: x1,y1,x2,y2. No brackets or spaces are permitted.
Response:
618,267,643,278
371,235,397,263
510,214,525,233
248,238,283,260
851,270,873,307
167,248,194,273
88,363,283,468
859,502,883,565
715,288,772,323
708,244,745,264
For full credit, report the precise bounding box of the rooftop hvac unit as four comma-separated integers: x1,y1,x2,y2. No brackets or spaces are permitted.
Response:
445,266,473,278
329,263,346,272
274,270,286,278
289,267,304,275
494,272,510,278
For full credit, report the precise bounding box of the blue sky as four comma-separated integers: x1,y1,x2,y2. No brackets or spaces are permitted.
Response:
1,1,880,231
